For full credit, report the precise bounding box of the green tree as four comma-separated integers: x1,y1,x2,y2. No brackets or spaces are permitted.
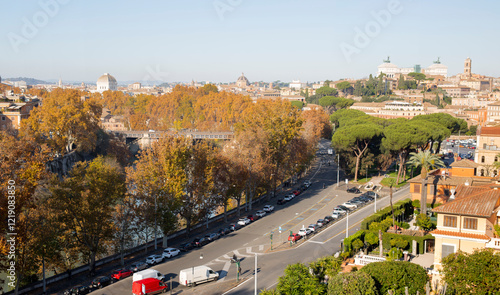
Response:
415,213,434,231
361,261,428,295
332,123,383,181
406,150,445,214
390,237,409,250
309,256,342,283
49,156,126,275
316,86,338,97
352,239,364,253
442,249,500,295
364,231,379,253
277,263,325,295
327,272,378,295
408,72,426,84
290,100,304,109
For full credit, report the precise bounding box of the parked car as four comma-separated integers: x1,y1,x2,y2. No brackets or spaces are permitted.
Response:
64,284,91,295
111,269,133,281
298,228,312,236
255,210,266,217
247,215,259,222
193,237,209,247
145,254,163,265
162,247,180,259
284,194,294,201
218,227,230,236
347,187,361,194
130,261,149,272
91,276,112,289
292,190,301,196
364,191,379,199
229,223,242,231
237,217,251,226
132,278,168,295
288,233,302,242
308,224,317,232
332,208,346,215
331,212,341,219
304,180,311,187
317,219,326,227
277,198,286,205
342,202,358,209
178,242,194,252
263,205,275,212
337,205,352,212
324,215,334,223
205,233,220,241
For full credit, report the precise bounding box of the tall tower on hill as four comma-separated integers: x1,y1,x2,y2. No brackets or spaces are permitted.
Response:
464,57,472,79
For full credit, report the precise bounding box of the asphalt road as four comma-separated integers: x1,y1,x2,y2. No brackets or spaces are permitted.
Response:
89,139,411,295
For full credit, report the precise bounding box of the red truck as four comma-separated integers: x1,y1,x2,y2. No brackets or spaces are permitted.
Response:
132,278,168,295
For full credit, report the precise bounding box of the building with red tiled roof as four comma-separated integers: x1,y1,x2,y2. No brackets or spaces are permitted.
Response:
430,183,500,285
475,125,500,177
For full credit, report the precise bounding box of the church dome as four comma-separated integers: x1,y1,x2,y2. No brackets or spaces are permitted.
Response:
97,73,117,83
236,73,250,87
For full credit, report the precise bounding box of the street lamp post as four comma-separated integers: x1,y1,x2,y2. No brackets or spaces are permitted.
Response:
254,254,258,295
337,154,340,187
346,211,349,239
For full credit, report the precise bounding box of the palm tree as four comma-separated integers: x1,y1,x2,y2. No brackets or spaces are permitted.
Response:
406,150,445,215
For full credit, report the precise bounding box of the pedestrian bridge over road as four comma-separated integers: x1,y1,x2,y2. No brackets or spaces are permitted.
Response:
110,130,235,149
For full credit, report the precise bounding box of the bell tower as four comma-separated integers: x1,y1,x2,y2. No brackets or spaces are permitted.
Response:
464,57,472,79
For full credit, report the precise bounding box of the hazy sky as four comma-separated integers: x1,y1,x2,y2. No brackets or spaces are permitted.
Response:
1,0,499,83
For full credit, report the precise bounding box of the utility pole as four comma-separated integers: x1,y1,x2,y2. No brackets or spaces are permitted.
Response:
346,212,349,239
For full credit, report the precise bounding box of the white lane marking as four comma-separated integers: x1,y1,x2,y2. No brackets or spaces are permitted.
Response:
308,240,325,244
267,281,278,290
234,249,253,258
219,261,231,282
246,247,255,255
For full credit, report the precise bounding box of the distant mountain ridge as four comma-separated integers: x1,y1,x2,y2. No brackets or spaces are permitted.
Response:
4,77,51,85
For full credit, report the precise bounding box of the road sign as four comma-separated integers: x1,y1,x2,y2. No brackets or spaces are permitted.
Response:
345,179,348,184
328,149,333,155
279,226,282,233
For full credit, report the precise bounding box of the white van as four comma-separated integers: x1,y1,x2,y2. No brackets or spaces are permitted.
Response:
133,269,164,282
179,266,219,287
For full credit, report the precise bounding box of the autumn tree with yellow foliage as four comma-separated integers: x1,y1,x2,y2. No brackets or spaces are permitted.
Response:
22,88,102,155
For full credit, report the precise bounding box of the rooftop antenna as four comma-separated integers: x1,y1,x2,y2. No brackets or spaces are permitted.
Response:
383,56,390,63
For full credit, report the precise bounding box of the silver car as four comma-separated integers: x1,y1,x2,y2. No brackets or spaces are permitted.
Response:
130,261,148,272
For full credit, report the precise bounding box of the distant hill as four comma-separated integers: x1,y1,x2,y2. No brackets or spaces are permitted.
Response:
4,77,51,85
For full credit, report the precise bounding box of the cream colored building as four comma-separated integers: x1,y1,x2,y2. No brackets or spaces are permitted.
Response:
431,184,500,282
475,126,500,177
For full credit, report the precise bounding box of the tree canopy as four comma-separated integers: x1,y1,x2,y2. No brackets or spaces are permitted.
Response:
360,261,428,295
441,249,500,295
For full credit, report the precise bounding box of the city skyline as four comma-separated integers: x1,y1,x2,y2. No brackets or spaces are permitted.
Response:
2,0,499,83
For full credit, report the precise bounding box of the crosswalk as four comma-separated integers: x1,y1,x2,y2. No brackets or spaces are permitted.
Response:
205,244,267,281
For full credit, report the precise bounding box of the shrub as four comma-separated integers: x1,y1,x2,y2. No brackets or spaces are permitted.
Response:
416,213,435,230
361,199,413,230
360,261,428,295
327,272,378,295
382,232,434,255
277,263,325,295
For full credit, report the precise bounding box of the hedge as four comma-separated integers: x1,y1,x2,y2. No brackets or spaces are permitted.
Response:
360,199,413,230
343,230,366,253
382,232,434,255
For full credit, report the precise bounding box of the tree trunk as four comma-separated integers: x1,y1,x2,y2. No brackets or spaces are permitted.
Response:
89,251,96,276
237,197,241,218
224,202,227,223
420,176,427,215
354,154,361,182
120,239,124,266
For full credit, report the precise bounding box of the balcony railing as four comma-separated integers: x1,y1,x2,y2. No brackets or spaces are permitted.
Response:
486,238,500,249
